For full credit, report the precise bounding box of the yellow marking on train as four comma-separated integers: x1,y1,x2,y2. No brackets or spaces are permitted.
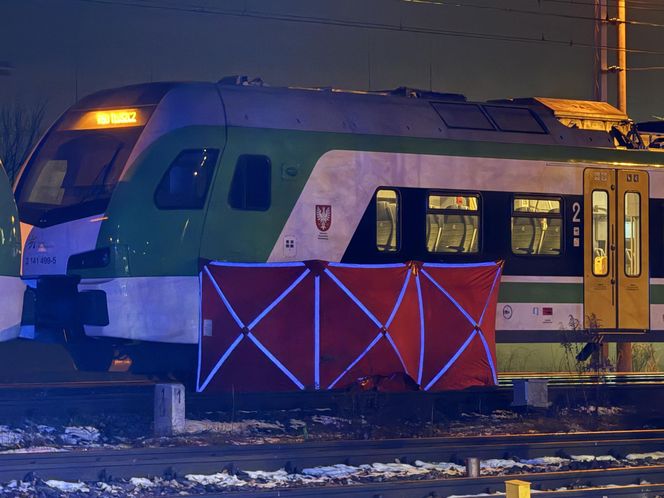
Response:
96,109,137,126
71,108,145,130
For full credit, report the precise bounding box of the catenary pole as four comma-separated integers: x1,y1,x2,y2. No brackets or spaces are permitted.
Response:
617,0,627,112
594,0,608,102
616,0,632,373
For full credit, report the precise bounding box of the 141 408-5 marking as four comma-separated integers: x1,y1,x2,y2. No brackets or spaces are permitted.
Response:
24,255,57,265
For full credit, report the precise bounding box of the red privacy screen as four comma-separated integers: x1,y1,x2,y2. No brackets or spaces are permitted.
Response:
197,260,502,393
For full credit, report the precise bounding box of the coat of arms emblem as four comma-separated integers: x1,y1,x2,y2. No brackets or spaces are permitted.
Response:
315,205,332,232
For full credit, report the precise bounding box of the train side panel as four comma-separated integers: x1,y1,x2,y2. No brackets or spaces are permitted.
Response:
0,165,23,341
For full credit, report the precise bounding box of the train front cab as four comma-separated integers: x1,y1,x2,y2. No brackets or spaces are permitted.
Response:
0,163,23,342
14,83,225,373
583,167,650,370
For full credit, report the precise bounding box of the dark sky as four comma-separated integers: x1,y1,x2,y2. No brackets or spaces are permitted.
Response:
1,0,663,123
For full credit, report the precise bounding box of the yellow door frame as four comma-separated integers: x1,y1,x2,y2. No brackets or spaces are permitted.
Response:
583,168,649,332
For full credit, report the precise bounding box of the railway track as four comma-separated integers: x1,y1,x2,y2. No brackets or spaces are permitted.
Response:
1,429,664,483
2,374,664,416
163,467,664,498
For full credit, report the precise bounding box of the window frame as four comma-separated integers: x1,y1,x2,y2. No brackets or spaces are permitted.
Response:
154,148,220,210
425,190,482,255
228,154,272,211
591,189,610,276
375,187,402,253
510,194,564,257
482,105,549,134
623,190,642,278
431,102,496,131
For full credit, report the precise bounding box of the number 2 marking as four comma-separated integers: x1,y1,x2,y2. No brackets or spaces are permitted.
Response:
572,202,581,223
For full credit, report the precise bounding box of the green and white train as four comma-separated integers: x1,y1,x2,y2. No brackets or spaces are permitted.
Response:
12,78,664,373
0,162,23,342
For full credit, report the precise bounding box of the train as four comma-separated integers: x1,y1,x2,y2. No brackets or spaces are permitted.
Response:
0,162,23,342
11,77,664,375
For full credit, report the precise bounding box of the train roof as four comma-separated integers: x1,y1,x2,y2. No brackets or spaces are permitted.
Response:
638,121,664,133
74,79,650,150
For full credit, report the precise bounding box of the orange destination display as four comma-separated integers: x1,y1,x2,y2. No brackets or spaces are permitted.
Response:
197,260,503,393
62,108,149,130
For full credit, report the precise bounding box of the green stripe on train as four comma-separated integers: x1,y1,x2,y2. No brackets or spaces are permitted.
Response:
96,124,664,278
651,285,664,305
0,165,20,277
498,282,664,305
498,282,582,303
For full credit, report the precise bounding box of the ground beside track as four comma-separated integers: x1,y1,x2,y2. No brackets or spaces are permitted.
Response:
3,437,664,497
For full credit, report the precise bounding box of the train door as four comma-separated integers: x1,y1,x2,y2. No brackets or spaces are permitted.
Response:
583,168,649,331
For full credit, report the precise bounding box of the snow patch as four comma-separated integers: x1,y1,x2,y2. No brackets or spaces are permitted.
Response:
301,464,361,479
61,426,100,445
481,459,527,470
311,415,351,426
289,419,307,430
626,451,664,461
414,460,465,475
520,456,568,466
365,462,429,477
184,419,284,434
129,477,155,488
45,480,90,492
186,471,248,486
0,426,23,447
0,446,67,454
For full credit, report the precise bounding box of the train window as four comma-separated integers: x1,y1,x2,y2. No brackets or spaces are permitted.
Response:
484,106,547,134
624,192,641,277
592,191,609,276
511,197,562,256
431,103,495,130
228,155,271,211
376,189,400,252
426,193,480,253
155,149,219,209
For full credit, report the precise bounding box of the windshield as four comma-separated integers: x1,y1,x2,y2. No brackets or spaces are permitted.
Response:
15,83,173,227
16,119,143,226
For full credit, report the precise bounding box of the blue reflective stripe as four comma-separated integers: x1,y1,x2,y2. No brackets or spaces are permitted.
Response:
314,275,321,390
327,332,382,390
478,266,503,327
247,269,311,331
415,273,425,385
204,266,245,329
248,333,305,390
478,331,498,385
327,262,405,269
198,334,244,392
421,269,477,328
196,272,203,392
386,332,407,374
424,329,478,391
209,261,305,268
385,270,411,328
324,269,383,329
422,261,498,268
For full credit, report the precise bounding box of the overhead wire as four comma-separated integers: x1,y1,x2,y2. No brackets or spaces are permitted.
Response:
70,0,664,57
541,0,664,14
401,0,664,28
399,0,664,71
